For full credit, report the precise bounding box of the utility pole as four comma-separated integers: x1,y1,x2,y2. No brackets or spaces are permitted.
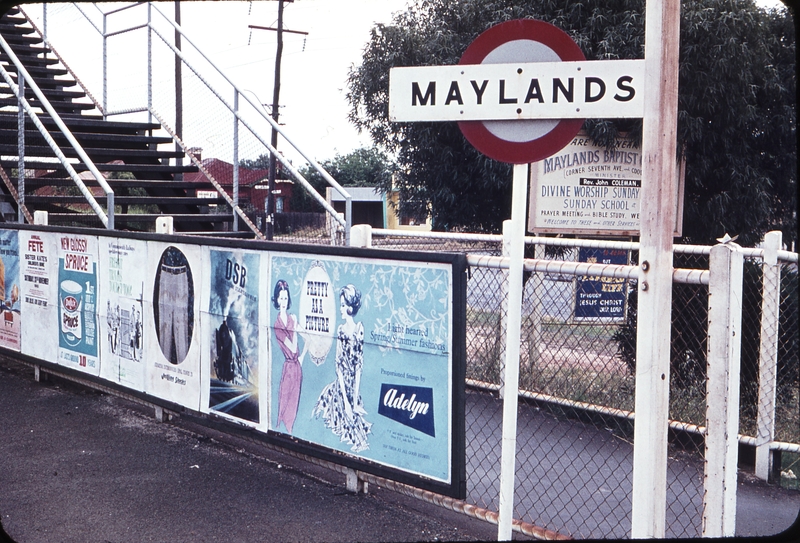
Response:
174,0,183,181
248,0,306,240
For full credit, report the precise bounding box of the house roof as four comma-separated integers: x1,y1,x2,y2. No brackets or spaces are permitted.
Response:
183,158,271,187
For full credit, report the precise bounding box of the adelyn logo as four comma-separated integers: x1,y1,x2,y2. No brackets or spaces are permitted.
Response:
378,383,435,437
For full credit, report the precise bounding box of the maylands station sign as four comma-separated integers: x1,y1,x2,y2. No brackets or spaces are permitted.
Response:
389,59,644,122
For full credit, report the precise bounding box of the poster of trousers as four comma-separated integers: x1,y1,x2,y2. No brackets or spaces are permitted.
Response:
200,248,264,429
144,242,203,410
55,232,100,375
20,230,57,360
0,230,21,351
574,247,629,320
98,238,147,391
269,253,454,484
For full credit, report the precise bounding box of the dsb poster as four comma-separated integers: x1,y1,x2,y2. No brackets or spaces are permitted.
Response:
200,248,265,429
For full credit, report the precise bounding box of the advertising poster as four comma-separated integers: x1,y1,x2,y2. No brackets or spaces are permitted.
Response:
56,232,100,375
574,247,628,320
0,230,21,351
200,248,264,428
269,254,454,483
20,230,58,360
98,238,147,391
144,242,203,410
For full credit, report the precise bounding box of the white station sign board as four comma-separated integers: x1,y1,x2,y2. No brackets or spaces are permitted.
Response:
389,59,644,122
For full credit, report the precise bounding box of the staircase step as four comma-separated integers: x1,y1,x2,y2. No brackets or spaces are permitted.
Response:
25,195,227,205
0,114,161,134
0,96,96,111
1,33,42,46
0,144,186,161
0,50,60,65
1,160,198,174
0,129,172,148
22,178,215,190
0,86,88,101
46,213,235,224
0,63,69,78
19,177,216,194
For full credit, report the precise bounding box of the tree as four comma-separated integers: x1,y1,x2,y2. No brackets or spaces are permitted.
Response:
290,146,397,212
347,0,795,245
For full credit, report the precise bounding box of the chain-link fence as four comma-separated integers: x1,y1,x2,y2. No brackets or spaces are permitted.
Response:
371,231,798,539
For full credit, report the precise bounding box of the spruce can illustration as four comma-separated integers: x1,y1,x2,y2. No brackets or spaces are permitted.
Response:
60,280,83,346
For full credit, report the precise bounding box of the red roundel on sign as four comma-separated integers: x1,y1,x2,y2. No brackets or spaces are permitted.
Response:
458,19,586,164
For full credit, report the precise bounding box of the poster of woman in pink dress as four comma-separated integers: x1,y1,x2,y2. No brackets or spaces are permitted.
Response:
272,279,307,433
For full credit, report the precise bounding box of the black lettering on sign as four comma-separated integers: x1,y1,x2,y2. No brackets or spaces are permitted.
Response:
615,76,635,102
412,81,435,106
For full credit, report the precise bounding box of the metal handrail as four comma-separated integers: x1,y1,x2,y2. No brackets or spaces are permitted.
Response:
146,3,352,236
0,34,114,229
146,24,346,228
43,1,352,239
148,107,266,240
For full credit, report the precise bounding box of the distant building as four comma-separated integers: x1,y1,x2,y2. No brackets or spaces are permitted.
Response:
183,157,293,212
326,185,431,231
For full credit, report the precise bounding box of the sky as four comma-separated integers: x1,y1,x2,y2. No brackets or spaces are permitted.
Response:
23,0,790,168
24,1,409,167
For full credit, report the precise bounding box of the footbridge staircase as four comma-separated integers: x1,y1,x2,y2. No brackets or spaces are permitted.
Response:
0,3,350,241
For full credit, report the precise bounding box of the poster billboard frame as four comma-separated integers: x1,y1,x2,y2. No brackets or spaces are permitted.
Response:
1,223,468,500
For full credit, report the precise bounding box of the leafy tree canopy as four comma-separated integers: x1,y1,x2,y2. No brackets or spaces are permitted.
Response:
347,0,795,245
291,146,397,211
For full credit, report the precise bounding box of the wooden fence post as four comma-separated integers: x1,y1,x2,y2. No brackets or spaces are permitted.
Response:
703,241,744,537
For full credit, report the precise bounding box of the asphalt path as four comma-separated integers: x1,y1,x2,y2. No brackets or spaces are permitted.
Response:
0,358,500,543
1,356,798,542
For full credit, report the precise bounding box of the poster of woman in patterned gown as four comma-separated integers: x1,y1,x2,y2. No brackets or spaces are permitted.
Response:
312,284,372,453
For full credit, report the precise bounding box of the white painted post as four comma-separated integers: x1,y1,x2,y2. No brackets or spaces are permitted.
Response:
755,231,782,481
630,0,682,538
345,467,368,494
497,164,528,540
703,242,744,538
498,219,512,398
33,210,48,225
156,216,174,234
350,224,372,248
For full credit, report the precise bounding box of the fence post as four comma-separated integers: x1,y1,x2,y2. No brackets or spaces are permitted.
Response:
17,72,24,224
33,210,48,225
156,216,174,234
350,224,372,248
755,230,782,482
498,219,511,398
703,241,743,538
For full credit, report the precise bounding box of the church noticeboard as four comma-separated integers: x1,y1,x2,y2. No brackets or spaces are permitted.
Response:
527,131,684,237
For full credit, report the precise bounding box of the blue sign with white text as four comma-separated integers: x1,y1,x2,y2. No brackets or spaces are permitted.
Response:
378,383,435,437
